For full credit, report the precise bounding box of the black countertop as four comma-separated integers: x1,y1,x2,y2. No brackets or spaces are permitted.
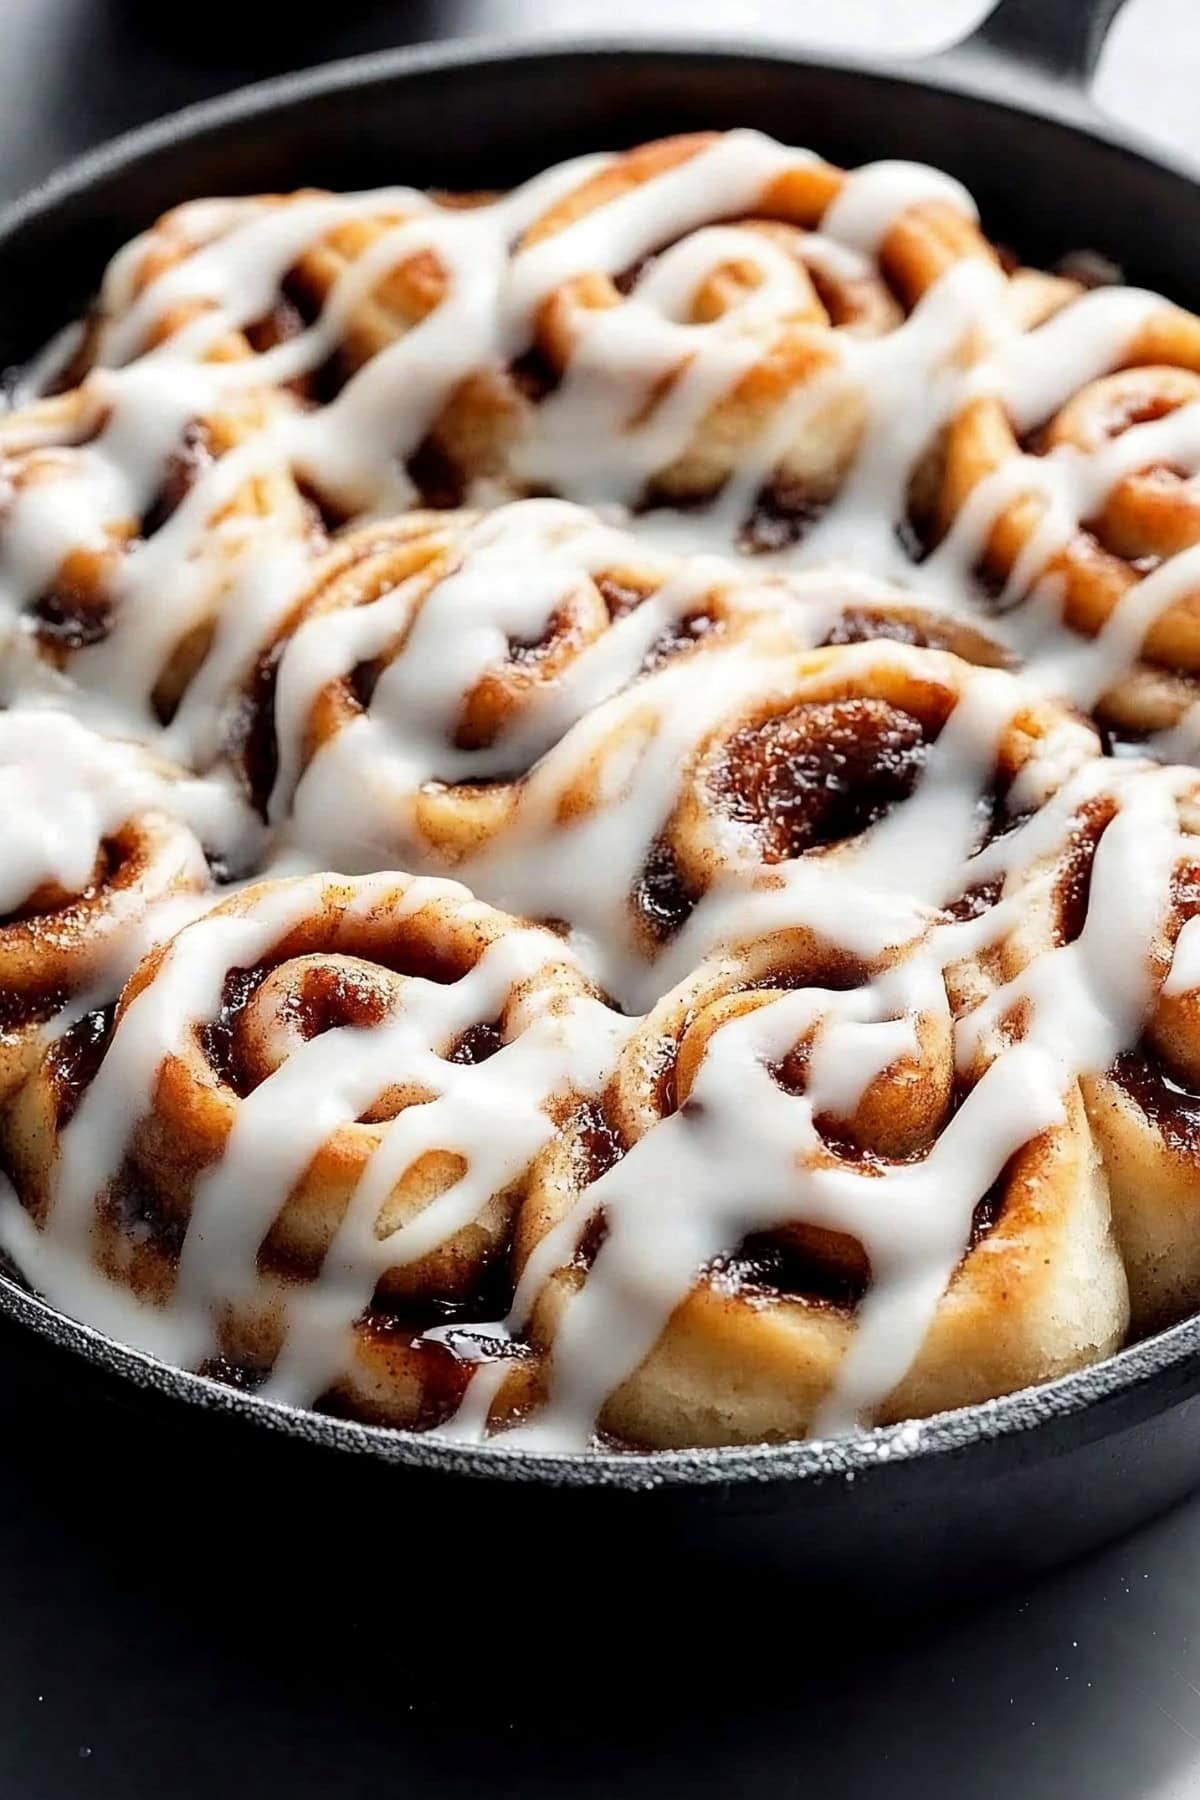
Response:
4,4,1200,1794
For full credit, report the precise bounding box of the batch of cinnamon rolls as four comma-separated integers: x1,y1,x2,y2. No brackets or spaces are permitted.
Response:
6,129,1200,1453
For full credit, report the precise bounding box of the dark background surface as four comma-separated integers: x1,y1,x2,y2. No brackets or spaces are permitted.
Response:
4,2,1200,1794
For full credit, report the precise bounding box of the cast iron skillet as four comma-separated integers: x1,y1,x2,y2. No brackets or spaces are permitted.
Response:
0,0,1196,1602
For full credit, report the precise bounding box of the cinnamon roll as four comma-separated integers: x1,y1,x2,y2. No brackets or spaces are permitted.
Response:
0,712,229,1103
1065,779,1200,1333
271,498,818,868
929,299,1200,740
95,187,532,509
934,754,1200,1341
0,361,319,760
1,871,623,1429
504,925,1124,1449
508,131,995,541
460,637,1100,1005
87,194,333,370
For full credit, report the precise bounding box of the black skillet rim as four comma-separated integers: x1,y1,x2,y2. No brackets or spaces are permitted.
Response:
2,31,1199,1494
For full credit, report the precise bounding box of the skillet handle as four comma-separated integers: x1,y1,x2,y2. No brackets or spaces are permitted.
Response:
960,0,1129,86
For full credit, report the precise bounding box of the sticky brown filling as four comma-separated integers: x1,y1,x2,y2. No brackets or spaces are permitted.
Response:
510,343,562,404
233,639,285,820
445,1017,506,1066
769,1036,811,1098
28,577,113,651
201,931,491,1094
275,266,353,406
613,257,650,297
739,478,831,554
505,620,564,675
244,296,308,359
769,1023,960,1165
594,571,653,620
207,961,391,1097
348,656,383,716
406,433,468,510
1172,860,1200,922
1051,795,1118,945
640,610,718,674
819,608,940,653
316,1319,477,1431
709,1166,1003,1315
200,965,272,1093
0,980,70,1045
274,961,394,1042
96,1159,188,1260
944,875,1004,922
141,419,214,538
199,1275,524,1422
456,581,707,754
195,1356,270,1393
710,697,932,860
26,418,223,652
1111,1046,1200,1154
42,1004,115,1129
464,604,582,723
710,1229,868,1311
575,1097,629,1185
631,701,935,942
594,568,721,670
632,835,697,946
969,1175,1005,1248
320,1253,522,1429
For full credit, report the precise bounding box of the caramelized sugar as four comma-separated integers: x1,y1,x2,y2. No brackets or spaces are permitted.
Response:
28,580,113,650
141,420,214,537
711,697,929,859
1112,1046,1200,1156
446,1017,506,1066
44,1004,115,1128
711,1226,868,1310
631,836,696,944
739,478,830,554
